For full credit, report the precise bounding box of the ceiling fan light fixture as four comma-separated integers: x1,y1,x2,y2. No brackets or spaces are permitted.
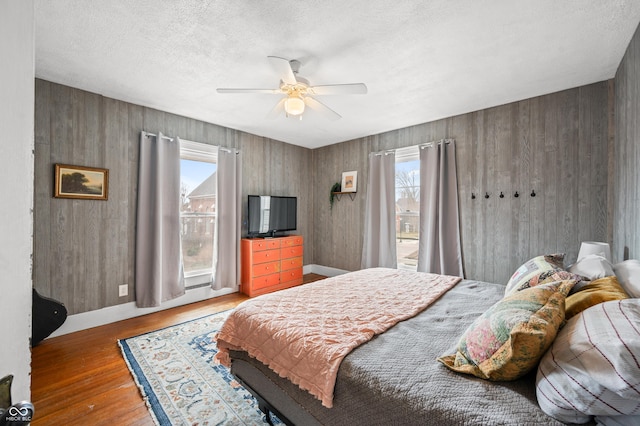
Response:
218,56,365,121
284,95,305,116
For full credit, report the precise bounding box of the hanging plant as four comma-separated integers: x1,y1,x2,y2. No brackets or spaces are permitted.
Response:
329,182,341,210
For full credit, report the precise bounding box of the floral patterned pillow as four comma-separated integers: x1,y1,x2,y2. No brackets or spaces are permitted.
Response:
504,254,580,295
438,280,576,381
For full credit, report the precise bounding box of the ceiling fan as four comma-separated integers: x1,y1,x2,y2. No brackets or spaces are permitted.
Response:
216,56,367,121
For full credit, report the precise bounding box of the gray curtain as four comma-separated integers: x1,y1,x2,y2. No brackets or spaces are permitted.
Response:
361,151,397,269
212,148,242,290
417,140,464,277
135,131,185,307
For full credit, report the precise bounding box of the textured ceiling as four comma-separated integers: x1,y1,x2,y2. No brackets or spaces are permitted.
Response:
35,1,640,149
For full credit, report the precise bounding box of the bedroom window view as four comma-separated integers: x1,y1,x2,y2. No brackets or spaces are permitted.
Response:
180,141,218,288
396,150,420,270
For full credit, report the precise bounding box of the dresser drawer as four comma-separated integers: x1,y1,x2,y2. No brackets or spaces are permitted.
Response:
280,245,303,260
250,239,281,252
251,273,281,291
281,256,303,271
252,248,280,264
280,268,303,283
251,260,281,277
281,236,303,247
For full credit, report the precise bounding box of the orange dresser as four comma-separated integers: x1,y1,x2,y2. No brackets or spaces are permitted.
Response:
240,235,304,297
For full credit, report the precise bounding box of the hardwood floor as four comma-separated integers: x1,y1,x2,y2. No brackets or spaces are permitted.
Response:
31,274,326,425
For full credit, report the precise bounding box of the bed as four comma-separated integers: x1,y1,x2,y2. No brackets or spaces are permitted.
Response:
215,262,640,426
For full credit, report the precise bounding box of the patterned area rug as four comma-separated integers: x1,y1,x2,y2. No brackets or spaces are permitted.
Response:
118,310,281,425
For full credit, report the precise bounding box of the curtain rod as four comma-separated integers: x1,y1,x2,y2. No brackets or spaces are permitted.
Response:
372,138,454,156
143,131,240,154
142,131,173,140
372,150,395,156
219,147,240,155
420,138,453,149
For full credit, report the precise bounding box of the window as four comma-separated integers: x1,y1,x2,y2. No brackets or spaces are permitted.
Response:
180,140,217,288
395,146,420,270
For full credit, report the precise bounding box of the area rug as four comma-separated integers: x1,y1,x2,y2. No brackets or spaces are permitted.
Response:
118,310,281,425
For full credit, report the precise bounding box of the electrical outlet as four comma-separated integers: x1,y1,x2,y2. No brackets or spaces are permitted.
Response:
119,284,128,297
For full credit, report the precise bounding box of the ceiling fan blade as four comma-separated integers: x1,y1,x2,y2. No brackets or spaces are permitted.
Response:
308,83,368,95
216,88,281,94
266,97,286,119
267,56,297,85
304,96,341,121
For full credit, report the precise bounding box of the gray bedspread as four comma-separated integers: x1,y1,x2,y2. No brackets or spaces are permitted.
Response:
230,278,566,425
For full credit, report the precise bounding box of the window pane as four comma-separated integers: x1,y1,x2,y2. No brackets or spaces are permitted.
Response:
180,159,217,279
396,158,420,270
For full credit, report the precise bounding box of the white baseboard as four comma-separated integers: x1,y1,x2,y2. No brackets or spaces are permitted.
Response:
48,286,236,338
49,265,350,339
304,264,350,277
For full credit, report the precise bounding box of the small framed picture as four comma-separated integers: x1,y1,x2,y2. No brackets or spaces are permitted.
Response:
54,164,109,200
341,171,357,193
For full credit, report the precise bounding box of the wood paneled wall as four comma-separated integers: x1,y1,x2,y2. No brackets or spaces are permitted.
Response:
312,82,612,284
34,80,313,314
35,77,615,313
614,22,640,262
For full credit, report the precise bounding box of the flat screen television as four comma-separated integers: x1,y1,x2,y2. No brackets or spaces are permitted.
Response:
247,195,297,237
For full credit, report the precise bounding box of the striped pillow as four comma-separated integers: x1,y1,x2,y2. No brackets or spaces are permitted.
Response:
536,299,640,424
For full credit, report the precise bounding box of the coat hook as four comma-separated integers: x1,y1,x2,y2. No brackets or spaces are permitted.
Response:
485,192,489,199
531,189,536,197
499,191,504,198
514,191,519,198
471,193,476,200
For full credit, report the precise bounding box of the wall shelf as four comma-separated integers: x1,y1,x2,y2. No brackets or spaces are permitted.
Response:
332,191,357,201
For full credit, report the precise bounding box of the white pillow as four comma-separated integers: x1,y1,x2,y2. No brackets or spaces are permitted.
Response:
596,415,640,426
568,254,614,281
613,259,640,298
536,299,640,424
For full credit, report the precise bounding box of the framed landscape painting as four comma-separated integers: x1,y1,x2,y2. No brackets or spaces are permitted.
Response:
54,164,109,200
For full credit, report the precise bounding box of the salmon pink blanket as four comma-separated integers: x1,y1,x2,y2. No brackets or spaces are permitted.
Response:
215,267,461,408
